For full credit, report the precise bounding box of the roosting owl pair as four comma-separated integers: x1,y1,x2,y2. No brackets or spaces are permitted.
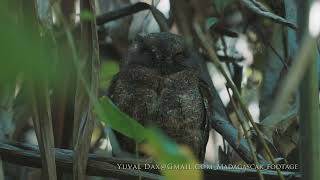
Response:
108,32,213,162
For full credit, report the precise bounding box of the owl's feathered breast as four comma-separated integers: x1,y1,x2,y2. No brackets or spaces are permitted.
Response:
109,65,204,124
108,65,208,160
108,32,210,161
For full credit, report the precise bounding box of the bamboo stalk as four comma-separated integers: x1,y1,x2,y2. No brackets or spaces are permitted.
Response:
29,79,57,180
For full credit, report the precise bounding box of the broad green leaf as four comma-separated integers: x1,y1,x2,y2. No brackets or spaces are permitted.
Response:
95,98,202,180
95,96,146,142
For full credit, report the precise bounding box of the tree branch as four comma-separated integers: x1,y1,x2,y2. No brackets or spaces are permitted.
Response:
96,2,169,32
0,142,301,180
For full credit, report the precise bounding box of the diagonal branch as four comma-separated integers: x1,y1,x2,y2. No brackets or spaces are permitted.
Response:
96,2,169,32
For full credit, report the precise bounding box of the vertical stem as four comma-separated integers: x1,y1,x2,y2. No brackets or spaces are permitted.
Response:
298,0,320,180
299,40,320,180
72,0,100,179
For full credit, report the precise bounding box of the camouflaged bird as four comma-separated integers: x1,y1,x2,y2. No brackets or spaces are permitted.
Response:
108,32,213,162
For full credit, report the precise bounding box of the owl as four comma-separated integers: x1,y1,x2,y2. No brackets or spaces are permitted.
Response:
108,32,212,162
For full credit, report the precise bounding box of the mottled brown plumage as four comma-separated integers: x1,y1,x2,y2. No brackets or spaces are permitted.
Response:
108,32,212,162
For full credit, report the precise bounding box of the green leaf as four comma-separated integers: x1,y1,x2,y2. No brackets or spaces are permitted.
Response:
95,96,146,142
95,98,203,179
0,4,52,84
100,61,119,89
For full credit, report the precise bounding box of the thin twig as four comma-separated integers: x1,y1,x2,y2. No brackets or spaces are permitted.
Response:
226,88,264,180
272,35,318,113
256,28,289,70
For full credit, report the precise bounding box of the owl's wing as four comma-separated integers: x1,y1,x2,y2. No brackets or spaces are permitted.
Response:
105,73,139,155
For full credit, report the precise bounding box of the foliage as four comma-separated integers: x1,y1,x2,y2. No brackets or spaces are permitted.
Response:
80,10,95,21
0,11,51,84
96,97,146,143
100,61,119,89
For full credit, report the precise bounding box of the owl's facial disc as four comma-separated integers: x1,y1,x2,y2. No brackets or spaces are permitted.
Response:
139,45,191,75
126,33,197,75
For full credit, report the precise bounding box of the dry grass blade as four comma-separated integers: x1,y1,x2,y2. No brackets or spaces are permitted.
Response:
30,80,57,180
210,82,268,164
72,0,100,179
